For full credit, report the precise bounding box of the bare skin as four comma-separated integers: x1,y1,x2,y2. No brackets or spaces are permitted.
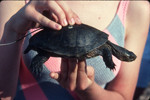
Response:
0,1,149,100
0,1,80,99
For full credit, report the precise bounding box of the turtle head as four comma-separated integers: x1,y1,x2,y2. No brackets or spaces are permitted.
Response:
127,52,137,61
121,51,137,61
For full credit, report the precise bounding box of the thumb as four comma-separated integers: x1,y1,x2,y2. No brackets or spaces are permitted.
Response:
50,72,59,80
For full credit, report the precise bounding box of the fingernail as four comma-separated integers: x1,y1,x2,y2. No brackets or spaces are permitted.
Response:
75,18,81,24
62,19,68,26
69,18,75,25
55,24,62,30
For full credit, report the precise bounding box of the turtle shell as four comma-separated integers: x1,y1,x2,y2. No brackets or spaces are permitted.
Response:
28,24,108,58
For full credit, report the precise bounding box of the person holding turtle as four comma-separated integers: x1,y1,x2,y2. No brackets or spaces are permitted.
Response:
0,0,149,100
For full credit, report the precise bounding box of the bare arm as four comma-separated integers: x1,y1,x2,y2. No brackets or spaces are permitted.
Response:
106,1,149,100
0,1,80,99
0,1,25,100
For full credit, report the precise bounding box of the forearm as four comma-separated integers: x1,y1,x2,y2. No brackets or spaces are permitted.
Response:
0,24,23,99
76,82,125,100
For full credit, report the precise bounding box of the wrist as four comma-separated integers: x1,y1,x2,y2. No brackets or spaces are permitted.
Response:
1,21,23,44
75,82,104,100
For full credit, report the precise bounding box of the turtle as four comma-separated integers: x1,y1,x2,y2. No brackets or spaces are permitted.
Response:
24,24,136,76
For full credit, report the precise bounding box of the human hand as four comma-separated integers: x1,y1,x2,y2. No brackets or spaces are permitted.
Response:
50,58,95,92
6,0,81,38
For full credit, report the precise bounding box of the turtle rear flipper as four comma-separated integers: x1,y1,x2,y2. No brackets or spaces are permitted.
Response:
107,41,136,61
30,52,50,77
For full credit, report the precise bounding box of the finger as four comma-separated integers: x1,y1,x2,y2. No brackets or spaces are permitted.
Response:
26,6,62,30
76,61,92,91
54,58,69,88
43,10,59,24
50,72,59,80
78,60,87,73
56,1,81,25
47,1,68,26
51,13,59,23
72,13,82,25
68,58,78,91
87,66,95,81
61,58,69,80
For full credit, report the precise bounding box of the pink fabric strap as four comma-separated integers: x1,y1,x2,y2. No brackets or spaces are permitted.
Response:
117,0,130,26
19,57,48,100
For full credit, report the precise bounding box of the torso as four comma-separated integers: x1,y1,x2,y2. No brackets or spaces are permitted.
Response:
66,1,120,31
15,1,129,100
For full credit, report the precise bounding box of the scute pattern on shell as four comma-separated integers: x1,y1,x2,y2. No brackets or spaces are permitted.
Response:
24,23,136,76
28,24,108,58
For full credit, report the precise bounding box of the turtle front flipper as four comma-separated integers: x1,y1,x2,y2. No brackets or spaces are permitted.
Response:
107,41,137,61
30,52,50,77
102,48,116,70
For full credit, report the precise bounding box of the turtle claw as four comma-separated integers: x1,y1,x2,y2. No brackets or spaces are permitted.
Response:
30,64,43,77
107,62,116,71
